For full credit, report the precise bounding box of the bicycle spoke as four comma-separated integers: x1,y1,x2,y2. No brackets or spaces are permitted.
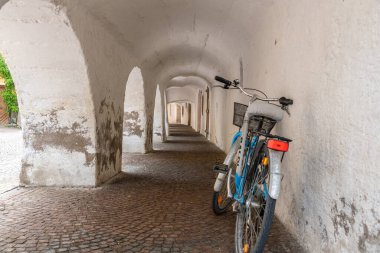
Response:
253,205,264,224
242,166,268,251
235,141,279,253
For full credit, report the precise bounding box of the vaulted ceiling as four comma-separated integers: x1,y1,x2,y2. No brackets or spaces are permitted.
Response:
61,0,260,85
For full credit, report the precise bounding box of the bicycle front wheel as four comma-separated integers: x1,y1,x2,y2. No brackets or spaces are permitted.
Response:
212,137,240,215
235,145,276,253
212,168,236,214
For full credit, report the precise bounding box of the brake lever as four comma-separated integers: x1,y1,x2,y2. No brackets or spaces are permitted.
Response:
282,105,291,116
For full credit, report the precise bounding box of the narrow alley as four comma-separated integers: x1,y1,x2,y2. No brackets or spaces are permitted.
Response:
0,125,303,252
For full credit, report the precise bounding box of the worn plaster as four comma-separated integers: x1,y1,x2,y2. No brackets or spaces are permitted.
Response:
1,1,379,251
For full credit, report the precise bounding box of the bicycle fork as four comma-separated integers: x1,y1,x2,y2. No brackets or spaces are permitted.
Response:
213,136,242,192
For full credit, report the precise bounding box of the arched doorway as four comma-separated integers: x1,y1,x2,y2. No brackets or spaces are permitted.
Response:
0,53,22,193
122,67,147,154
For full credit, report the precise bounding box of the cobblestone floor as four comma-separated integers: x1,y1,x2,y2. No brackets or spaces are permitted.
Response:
0,124,304,252
0,127,22,194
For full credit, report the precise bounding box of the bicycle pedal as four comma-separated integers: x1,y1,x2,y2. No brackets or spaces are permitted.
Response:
232,201,240,212
213,163,229,174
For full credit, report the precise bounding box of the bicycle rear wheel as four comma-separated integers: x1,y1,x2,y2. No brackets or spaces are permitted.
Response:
235,145,276,253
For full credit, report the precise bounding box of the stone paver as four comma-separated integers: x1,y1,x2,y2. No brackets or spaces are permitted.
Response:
0,127,22,194
0,124,304,252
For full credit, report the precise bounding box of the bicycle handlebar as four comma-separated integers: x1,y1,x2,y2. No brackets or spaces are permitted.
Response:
279,97,293,105
215,76,232,88
214,75,293,105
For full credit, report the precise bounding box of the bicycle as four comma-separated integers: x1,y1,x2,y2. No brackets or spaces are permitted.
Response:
211,75,293,253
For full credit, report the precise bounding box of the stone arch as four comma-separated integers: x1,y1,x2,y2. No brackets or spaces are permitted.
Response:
165,86,199,132
0,0,97,186
165,76,212,136
62,2,135,185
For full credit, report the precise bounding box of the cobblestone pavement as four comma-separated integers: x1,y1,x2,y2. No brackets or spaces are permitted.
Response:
0,124,304,252
0,127,22,194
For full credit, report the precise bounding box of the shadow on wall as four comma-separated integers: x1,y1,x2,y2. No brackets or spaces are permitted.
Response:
0,0,7,9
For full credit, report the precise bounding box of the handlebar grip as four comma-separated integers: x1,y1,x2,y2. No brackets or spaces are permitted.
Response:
279,97,293,105
215,76,232,87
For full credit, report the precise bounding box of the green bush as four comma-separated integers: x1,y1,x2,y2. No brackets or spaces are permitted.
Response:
0,54,18,114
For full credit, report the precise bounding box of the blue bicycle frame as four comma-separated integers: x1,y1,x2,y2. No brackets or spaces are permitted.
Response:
231,131,259,204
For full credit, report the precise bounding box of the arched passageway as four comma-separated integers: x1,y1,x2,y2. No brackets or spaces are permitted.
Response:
122,67,147,153
167,102,195,127
0,53,22,193
0,0,379,252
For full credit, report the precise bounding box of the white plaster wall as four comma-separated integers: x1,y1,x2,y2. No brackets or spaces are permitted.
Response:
159,86,167,141
180,104,187,125
0,0,97,186
167,103,176,124
200,91,206,136
123,67,147,153
196,90,202,132
209,87,226,149
179,103,194,127
164,91,169,137
2,1,380,250
215,1,380,252
190,103,196,129
199,89,212,139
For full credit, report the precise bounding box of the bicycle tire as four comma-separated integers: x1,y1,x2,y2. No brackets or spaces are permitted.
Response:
212,139,239,215
212,168,235,214
235,144,276,253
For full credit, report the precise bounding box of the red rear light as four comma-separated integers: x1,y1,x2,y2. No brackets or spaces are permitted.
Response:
267,139,289,152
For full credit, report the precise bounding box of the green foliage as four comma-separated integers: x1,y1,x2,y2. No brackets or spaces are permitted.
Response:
0,54,18,113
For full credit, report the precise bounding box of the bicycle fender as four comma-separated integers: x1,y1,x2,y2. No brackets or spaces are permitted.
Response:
268,149,283,199
213,136,242,192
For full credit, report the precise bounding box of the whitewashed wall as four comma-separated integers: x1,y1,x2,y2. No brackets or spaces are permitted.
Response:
211,1,380,252
2,1,379,250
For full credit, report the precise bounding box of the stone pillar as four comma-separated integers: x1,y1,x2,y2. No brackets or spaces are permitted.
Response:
164,92,170,137
153,84,164,143
160,86,167,142
143,78,157,152
0,0,97,186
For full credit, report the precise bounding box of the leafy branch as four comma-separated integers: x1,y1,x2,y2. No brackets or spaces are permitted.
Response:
0,54,18,114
